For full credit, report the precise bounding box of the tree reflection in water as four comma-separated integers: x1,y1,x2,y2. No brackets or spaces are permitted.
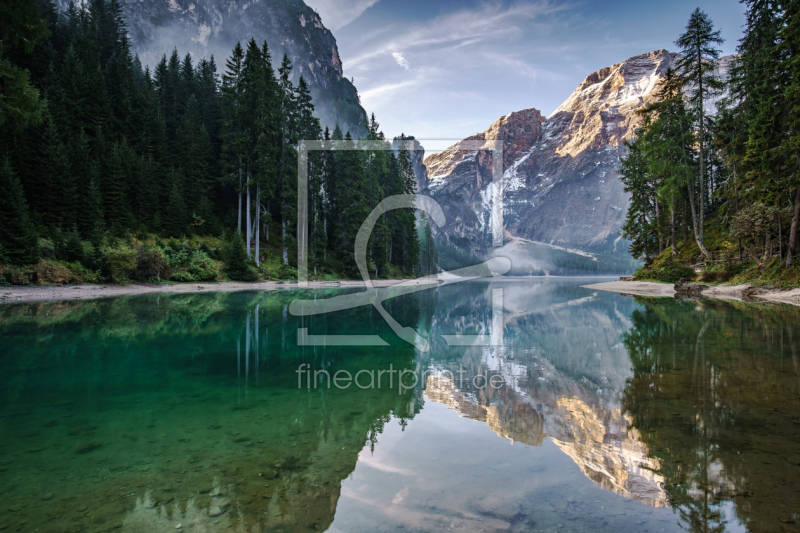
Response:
622,297,800,532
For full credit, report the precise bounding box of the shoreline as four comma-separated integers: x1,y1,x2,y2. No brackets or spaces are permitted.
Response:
582,280,800,307
5,277,800,308
0,279,435,304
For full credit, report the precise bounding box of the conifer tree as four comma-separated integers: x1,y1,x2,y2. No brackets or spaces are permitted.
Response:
38,118,75,227
781,0,800,266
225,231,254,281
103,140,132,229
79,169,105,238
675,8,724,259
0,160,39,265
620,136,658,262
221,41,246,234
364,113,389,276
638,68,694,257
323,125,343,249
396,135,419,274
296,76,325,272
133,155,159,227
338,132,369,277
178,94,213,213
60,46,87,136
277,53,298,265
417,213,438,276
163,171,187,237
0,0,47,132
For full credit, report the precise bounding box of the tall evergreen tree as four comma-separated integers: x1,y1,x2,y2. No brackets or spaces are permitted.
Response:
163,170,187,237
0,0,48,131
396,135,419,274
0,160,39,265
338,132,369,277
782,0,800,266
277,53,298,265
674,8,724,259
620,136,658,262
221,41,246,234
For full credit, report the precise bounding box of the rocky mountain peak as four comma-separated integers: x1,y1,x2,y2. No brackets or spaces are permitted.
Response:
484,107,546,166
425,107,545,192
420,50,681,260
550,49,676,158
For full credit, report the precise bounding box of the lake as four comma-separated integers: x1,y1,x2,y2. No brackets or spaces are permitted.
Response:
0,278,798,532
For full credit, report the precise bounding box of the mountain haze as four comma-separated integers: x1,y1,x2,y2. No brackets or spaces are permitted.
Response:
56,0,369,136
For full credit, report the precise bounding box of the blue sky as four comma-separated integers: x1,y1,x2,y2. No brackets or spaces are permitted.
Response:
304,0,745,147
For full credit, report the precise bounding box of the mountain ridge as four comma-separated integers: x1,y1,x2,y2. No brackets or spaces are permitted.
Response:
421,49,682,262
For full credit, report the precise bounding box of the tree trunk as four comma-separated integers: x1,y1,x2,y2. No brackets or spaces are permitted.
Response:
237,163,242,234
655,194,663,254
786,181,800,267
763,230,771,262
779,209,783,261
680,109,710,260
282,218,288,265
735,180,742,262
686,178,711,259
255,185,260,267
698,49,706,255
246,169,251,260
642,211,649,263
671,208,677,257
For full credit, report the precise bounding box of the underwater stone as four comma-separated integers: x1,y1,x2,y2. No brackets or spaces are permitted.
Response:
75,442,102,454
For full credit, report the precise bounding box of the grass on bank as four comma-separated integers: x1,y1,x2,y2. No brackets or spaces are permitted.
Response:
0,227,407,287
632,213,800,287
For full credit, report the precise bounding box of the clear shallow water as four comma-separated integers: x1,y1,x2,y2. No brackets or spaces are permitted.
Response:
0,279,798,533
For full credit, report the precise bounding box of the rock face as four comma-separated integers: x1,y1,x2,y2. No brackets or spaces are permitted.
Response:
423,50,679,257
674,279,706,297
56,0,368,136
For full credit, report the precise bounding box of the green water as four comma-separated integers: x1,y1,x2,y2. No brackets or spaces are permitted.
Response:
0,279,798,533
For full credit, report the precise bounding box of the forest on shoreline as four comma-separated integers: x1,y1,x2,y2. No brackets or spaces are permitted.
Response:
0,0,439,285
621,2,800,286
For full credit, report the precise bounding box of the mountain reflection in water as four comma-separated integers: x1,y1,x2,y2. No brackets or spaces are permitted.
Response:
0,280,798,533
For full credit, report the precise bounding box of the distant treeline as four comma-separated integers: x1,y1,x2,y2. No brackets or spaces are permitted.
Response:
621,3,800,270
0,0,423,279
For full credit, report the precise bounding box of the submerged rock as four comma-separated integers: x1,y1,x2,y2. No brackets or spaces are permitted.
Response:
674,279,707,297
75,441,102,454
208,506,223,517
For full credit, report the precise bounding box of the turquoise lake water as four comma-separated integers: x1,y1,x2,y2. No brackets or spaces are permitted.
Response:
0,278,798,532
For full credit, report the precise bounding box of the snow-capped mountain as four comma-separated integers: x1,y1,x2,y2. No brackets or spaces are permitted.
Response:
422,50,680,258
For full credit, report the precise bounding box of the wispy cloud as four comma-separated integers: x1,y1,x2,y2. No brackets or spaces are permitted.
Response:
330,0,746,140
304,0,380,31
344,1,569,70
360,78,422,107
392,51,410,70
